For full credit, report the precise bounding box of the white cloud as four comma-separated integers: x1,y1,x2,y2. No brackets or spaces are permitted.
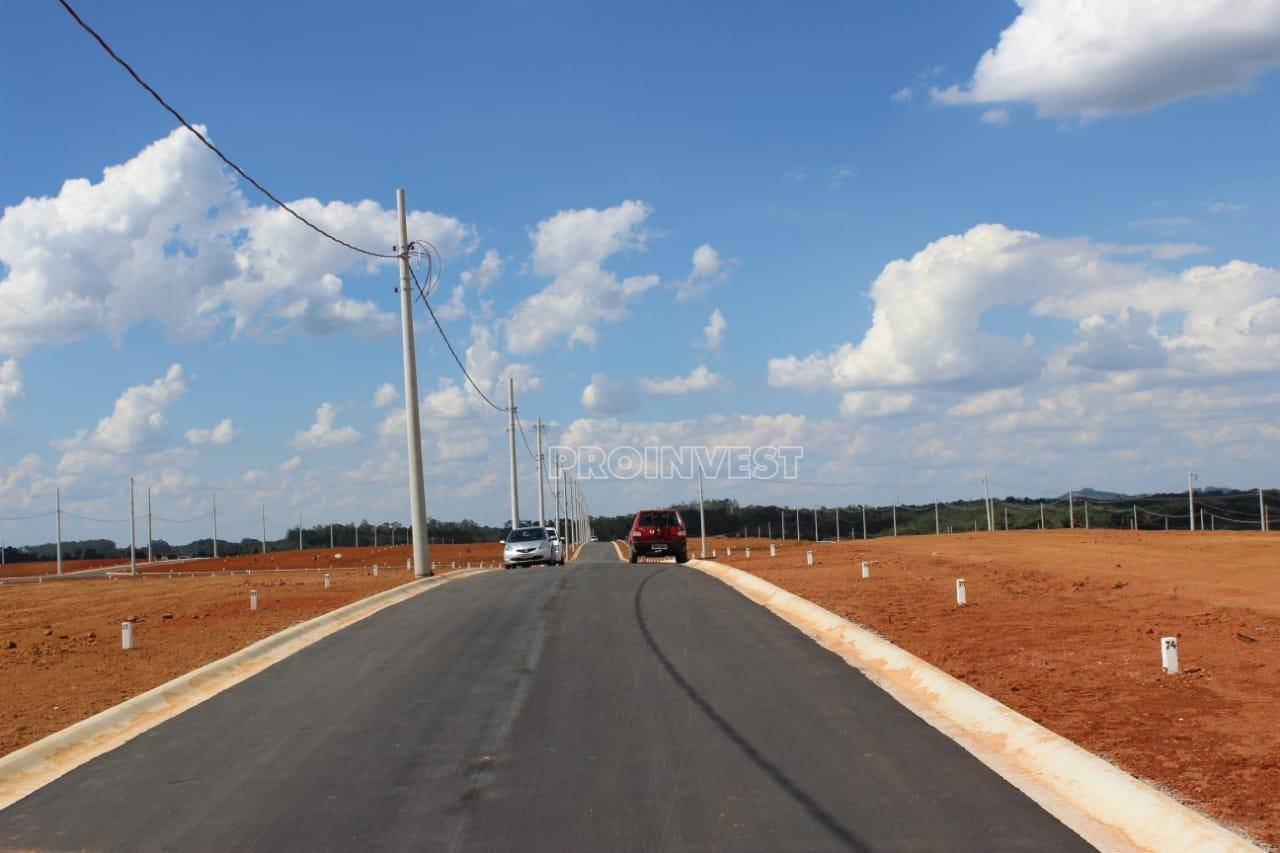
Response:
677,243,736,302
1207,201,1248,213
185,418,238,445
891,86,915,103
581,373,638,414
838,391,920,419
503,201,660,352
0,127,474,356
290,402,361,450
932,0,1280,119
1129,217,1193,230
421,324,538,421
979,107,1010,125
437,249,507,321
59,364,188,459
1108,242,1210,260
277,455,301,472
638,365,725,395
0,359,22,422
830,165,857,186
768,223,1280,395
697,308,727,354
373,382,399,408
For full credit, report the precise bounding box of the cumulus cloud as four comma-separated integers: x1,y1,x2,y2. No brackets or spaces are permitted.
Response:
290,402,361,450
838,391,920,419
768,223,1280,395
980,107,1010,125
581,373,638,414
422,324,538,421
638,365,725,395
373,383,399,408
185,418,239,445
891,86,915,103
932,0,1280,119
0,359,22,422
697,308,727,354
55,364,189,475
436,249,507,321
0,127,474,356
677,243,736,302
503,201,660,352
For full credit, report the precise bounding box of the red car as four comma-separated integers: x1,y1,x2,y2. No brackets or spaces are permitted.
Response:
628,509,688,563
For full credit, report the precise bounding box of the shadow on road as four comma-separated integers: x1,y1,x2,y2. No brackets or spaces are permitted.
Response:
632,567,867,851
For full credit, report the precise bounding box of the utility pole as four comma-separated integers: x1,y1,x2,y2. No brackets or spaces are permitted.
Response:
1003,506,1008,531
146,486,153,564
698,467,707,558
934,500,940,535
129,477,137,575
330,523,334,550
1133,504,1138,531
983,475,993,532
795,508,800,540
355,522,359,549
395,189,432,577
835,507,840,542
536,418,546,528
212,492,219,559
780,509,785,541
298,511,303,550
1261,488,1268,532
553,456,562,546
813,507,819,541
1069,489,1075,529
55,488,63,575
1187,472,1196,531
261,505,268,554
507,378,520,530
1085,502,1090,529
1040,502,1045,530
862,504,867,540
892,499,898,537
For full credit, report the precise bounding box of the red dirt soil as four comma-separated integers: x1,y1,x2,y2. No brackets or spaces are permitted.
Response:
0,542,500,758
0,541,502,580
704,530,1280,848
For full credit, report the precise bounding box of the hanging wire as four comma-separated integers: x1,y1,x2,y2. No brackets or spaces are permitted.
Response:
0,511,57,521
514,412,539,463
55,0,395,259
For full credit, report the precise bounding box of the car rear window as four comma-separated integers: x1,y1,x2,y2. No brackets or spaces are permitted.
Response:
637,511,680,526
508,527,547,542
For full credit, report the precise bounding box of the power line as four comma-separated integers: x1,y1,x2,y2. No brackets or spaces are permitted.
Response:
55,0,395,260
514,412,539,463
409,262,507,413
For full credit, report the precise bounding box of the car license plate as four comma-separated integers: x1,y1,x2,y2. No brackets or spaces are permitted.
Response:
652,544,667,551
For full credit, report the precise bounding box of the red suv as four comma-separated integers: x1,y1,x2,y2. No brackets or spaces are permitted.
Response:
628,509,688,563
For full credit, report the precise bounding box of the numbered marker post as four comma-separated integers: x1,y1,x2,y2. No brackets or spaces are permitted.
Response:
712,548,717,558
726,547,732,557
121,621,134,650
250,589,258,612
324,573,331,589
745,548,751,558
1161,637,1179,674
372,566,379,577
806,549,814,566
407,559,412,572
956,578,967,605
861,561,870,579
769,543,777,557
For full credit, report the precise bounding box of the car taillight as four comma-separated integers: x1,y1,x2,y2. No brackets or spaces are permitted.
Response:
676,527,686,535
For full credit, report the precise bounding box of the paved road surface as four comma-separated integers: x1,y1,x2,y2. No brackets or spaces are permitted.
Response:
0,543,1089,851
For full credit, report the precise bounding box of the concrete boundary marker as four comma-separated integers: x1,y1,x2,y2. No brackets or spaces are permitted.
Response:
686,558,1258,853
0,567,494,812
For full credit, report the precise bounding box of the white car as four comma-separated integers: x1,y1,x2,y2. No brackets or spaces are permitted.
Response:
545,526,566,565
503,526,555,568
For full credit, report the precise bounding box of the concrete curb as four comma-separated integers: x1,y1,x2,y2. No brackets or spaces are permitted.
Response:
687,558,1259,853
0,567,494,812
612,539,627,561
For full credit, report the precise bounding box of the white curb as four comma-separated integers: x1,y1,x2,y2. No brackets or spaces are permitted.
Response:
0,567,494,812
686,558,1259,853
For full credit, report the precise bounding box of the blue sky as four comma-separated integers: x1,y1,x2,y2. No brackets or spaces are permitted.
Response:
2,0,1279,546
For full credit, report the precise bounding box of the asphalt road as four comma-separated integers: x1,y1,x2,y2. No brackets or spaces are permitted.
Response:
0,543,1089,851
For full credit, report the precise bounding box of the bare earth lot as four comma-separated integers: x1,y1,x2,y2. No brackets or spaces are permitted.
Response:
704,530,1279,848
0,542,501,758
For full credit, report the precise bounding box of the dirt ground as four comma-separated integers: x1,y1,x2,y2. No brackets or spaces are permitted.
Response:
0,542,500,758
0,541,502,580
702,530,1280,848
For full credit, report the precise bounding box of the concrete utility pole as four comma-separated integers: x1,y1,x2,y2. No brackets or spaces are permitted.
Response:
698,467,707,559
780,509,785,541
212,492,219,559
298,511,303,550
355,522,359,549
129,477,137,575
1261,488,1268,532
261,505,267,554
395,189,432,578
55,488,63,575
983,475,993,532
813,507,819,541
147,486,153,564
536,419,546,528
1069,489,1075,529
1085,502,1090,529
330,523,334,550
507,378,520,530
1187,472,1196,531
795,508,800,540
934,500,940,535
1040,502,1045,530
835,507,840,542
1133,504,1138,531
1004,506,1008,531
892,499,898,537
862,504,868,540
